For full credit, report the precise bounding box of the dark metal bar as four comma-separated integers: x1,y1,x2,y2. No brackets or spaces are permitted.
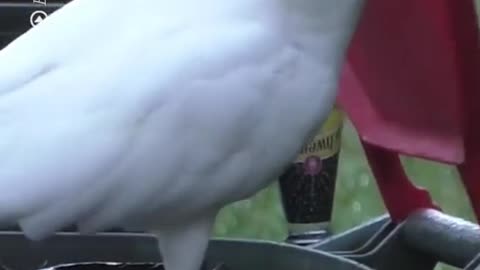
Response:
402,209,480,268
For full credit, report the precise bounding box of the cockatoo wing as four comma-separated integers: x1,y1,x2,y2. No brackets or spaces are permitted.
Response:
0,0,108,95
0,0,287,240
0,0,192,95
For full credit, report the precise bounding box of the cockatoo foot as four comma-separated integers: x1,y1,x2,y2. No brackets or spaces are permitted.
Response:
153,212,216,270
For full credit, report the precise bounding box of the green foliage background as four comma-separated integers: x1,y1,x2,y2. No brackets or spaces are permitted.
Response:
212,3,480,269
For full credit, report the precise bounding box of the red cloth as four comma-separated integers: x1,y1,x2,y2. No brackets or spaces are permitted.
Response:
338,0,480,222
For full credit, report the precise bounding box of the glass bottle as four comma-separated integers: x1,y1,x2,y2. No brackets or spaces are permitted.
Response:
278,105,344,246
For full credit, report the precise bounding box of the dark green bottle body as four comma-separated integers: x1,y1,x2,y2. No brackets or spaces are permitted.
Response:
278,106,344,246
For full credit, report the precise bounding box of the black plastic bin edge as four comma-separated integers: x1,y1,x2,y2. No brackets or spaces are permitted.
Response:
0,232,371,270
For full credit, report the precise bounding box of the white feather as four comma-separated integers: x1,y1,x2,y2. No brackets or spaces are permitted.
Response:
0,0,365,269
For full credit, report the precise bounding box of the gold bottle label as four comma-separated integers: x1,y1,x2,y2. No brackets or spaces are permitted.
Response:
296,108,343,162
279,106,344,234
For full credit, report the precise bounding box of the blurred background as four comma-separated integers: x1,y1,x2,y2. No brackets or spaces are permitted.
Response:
214,119,475,270
213,119,475,239
212,3,480,270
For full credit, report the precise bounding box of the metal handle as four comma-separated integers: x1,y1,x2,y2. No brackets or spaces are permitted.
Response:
402,209,480,268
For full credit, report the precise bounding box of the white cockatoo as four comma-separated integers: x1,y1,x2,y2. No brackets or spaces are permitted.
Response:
0,0,364,269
